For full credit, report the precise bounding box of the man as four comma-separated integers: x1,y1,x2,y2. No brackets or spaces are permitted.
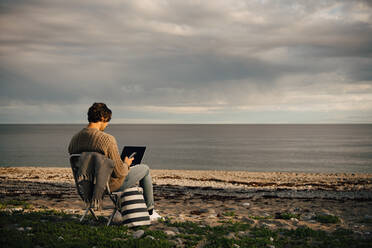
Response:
68,102,161,221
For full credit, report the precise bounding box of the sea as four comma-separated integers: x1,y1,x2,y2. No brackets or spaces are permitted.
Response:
0,124,371,173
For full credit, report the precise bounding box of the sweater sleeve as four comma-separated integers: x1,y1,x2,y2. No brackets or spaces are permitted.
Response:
100,134,129,179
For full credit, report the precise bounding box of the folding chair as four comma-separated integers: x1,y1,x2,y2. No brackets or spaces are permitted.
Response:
70,154,122,226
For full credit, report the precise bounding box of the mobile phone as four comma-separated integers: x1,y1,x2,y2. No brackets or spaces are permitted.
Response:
129,152,136,159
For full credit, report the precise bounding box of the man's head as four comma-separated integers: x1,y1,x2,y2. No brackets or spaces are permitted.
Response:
87,103,112,128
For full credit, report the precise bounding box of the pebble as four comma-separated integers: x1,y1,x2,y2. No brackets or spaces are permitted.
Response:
168,227,180,233
242,203,250,207
165,230,177,236
146,236,155,240
290,218,299,222
133,230,145,239
270,237,274,242
26,227,32,231
12,208,23,212
190,209,209,215
175,238,183,245
17,227,25,231
241,217,256,225
58,236,64,241
224,233,236,239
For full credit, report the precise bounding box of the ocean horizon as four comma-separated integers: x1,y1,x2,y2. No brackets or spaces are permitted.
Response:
1,123,371,173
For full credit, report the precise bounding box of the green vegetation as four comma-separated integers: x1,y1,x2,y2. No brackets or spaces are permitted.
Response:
315,214,341,224
0,200,370,248
275,212,301,220
0,200,32,210
223,211,236,217
1,210,370,248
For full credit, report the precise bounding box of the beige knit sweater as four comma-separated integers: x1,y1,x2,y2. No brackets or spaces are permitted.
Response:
68,127,129,191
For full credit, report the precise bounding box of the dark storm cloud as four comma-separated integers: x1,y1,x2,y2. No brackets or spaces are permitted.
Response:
0,0,371,123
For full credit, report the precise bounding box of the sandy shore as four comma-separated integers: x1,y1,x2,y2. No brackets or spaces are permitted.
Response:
1,167,372,234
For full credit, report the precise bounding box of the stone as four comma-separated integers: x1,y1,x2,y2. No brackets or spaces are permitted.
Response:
270,237,274,242
241,217,256,225
165,230,177,236
133,230,145,239
238,231,246,238
58,236,64,241
233,244,240,248
290,218,299,222
242,203,250,207
26,227,32,231
146,236,155,240
17,227,25,231
168,227,180,233
190,209,209,215
175,238,183,245
224,233,236,239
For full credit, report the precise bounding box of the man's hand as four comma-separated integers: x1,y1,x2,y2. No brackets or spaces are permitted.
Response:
124,156,135,166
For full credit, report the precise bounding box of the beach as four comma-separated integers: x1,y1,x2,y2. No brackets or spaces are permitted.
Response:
1,166,371,236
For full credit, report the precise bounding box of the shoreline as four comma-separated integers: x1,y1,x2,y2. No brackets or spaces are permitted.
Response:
1,167,372,233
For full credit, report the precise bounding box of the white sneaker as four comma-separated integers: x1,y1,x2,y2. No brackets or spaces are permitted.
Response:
150,210,163,222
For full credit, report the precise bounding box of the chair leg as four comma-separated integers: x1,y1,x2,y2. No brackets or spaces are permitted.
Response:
107,208,118,226
80,208,90,222
89,208,99,221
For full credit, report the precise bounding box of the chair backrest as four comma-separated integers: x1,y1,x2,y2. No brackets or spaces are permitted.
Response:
70,154,81,181
69,152,115,210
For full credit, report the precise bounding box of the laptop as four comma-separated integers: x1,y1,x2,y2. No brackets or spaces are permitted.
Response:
120,146,146,166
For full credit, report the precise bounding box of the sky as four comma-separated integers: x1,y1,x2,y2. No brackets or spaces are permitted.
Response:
0,0,372,124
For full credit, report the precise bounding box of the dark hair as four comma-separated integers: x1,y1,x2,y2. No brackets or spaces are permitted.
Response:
87,103,112,123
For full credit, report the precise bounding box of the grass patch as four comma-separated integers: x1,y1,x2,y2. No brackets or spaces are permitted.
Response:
0,200,32,210
0,210,371,248
223,211,236,217
249,215,273,220
275,212,301,220
315,214,341,224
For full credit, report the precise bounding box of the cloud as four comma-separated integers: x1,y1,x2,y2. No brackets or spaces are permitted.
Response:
0,0,371,123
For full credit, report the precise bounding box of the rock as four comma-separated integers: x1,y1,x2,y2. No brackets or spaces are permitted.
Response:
238,231,246,238
226,207,236,211
302,213,315,221
165,230,177,236
146,236,155,240
133,230,145,239
242,203,250,207
270,237,274,242
261,223,272,229
12,207,23,212
112,211,123,224
112,238,126,241
25,227,32,231
241,217,256,225
175,238,183,245
224,233,236,239
190,209,209,215
290,218,299,222
233,244,240,248
58,236,64,241
168,227,180,233
17,227,25,231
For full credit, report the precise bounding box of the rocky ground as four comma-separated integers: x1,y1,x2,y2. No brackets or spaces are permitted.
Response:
1,167,372,236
